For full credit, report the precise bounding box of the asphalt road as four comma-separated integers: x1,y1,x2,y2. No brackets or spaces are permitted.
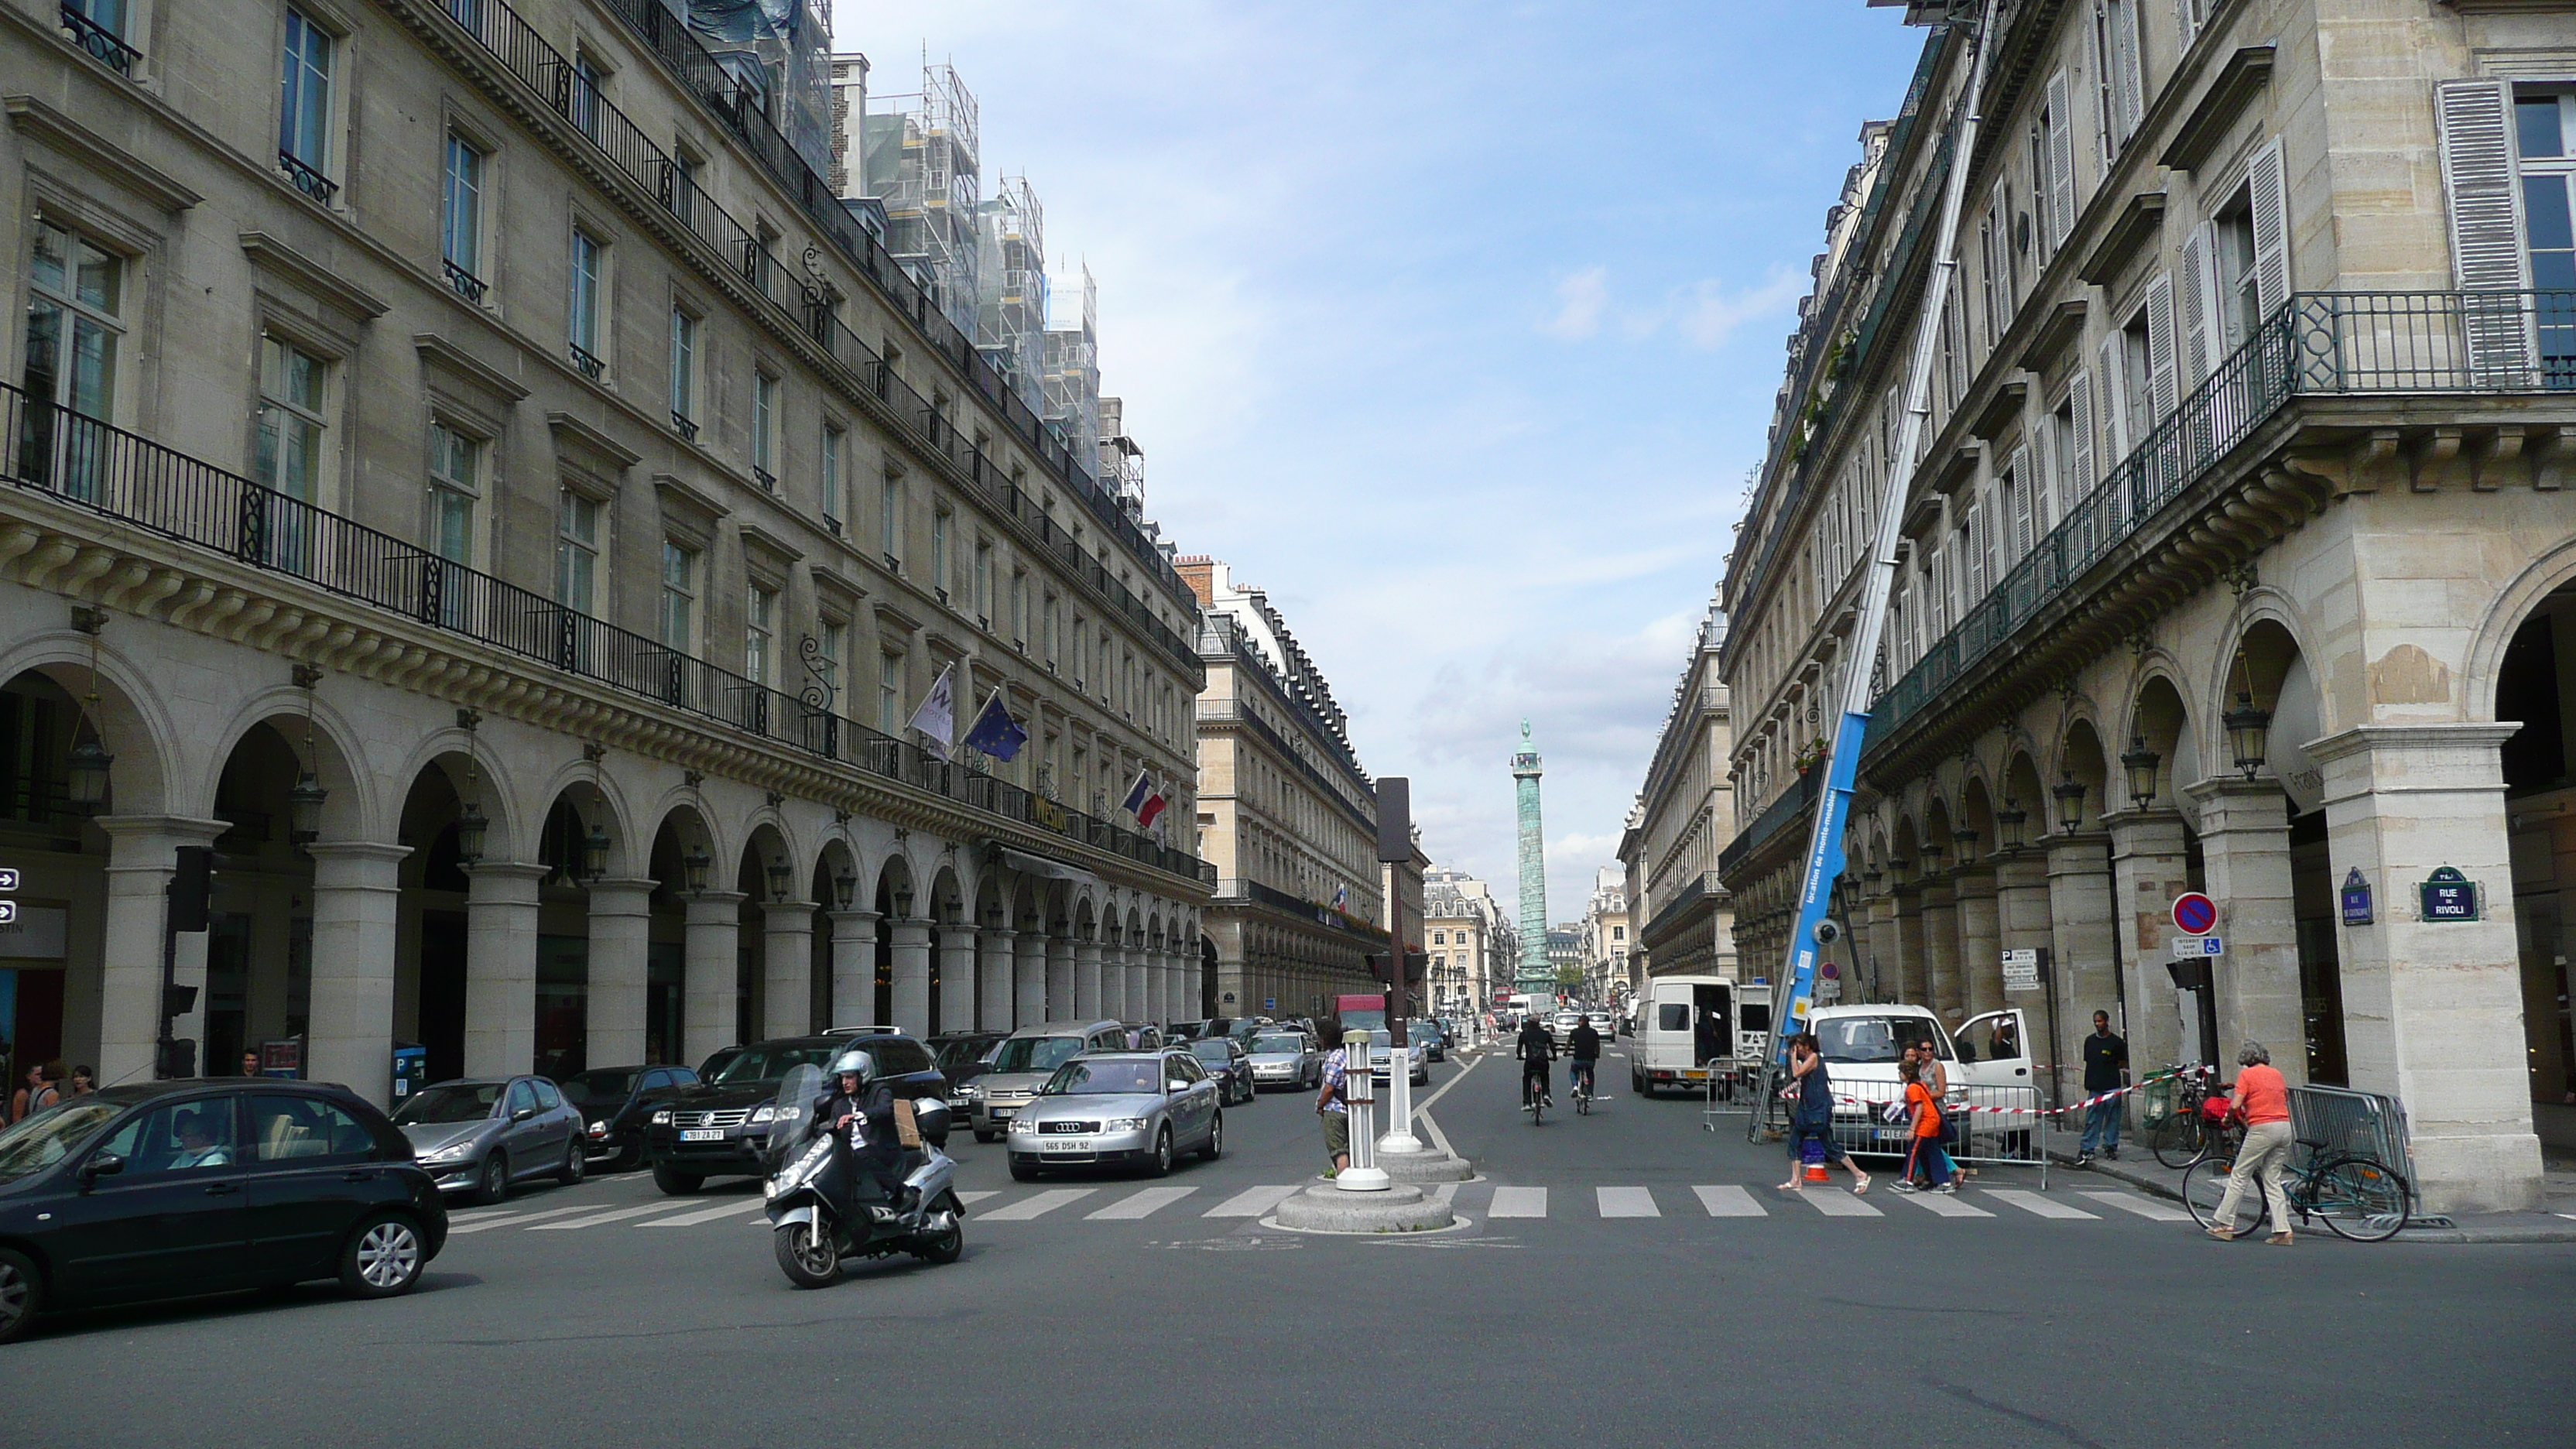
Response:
4,1041,2569,1447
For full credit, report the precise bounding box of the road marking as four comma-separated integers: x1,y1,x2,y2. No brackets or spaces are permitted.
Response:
980,1188,1095,1221
1898,1190,1994,1218
639,1200,768,1228
1597,1187,1660,1218
1693,1185,1767,1218
446,1204,600,1234
1430,1182,1461,1209
1796,1190,1882,1218
2080,1191,2193,1221
1086,1186,1198,1220
958,1190,1000,1205
1985,1189,2098,1220
1412,1053,1482,1115
532,1203,701,1231
1488,1186,1548,1218
1204,1184,1302,1218
1415,1108,1457,1160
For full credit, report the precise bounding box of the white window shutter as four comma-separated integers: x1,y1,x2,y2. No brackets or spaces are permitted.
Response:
2047,70,2078,248
2178,223,2214,384
2067,368,2095,538
2145,272,2180,420
2033,413,2059,534
2432,80,2535,385
2096,338,2126,458
2009,444,2035,558
2115,1,2146,145
2248,137,2291,317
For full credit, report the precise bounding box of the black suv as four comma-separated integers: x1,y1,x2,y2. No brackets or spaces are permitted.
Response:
560,1064,698,1172
642,1034,944,1194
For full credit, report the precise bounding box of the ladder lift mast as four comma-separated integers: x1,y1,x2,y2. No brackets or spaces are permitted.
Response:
1754,0,2002,1135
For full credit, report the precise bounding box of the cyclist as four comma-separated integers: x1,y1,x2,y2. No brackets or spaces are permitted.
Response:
1516,1015,1555,1111
1567,1015,1603,1102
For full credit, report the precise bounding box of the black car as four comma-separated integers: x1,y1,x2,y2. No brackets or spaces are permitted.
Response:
643,1034,945,1194
925,1032,1006,1106
560,1064,699,1172
1183,1036,1256,1105
0,1080,447,1344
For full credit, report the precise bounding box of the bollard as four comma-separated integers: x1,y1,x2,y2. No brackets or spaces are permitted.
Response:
1336,1029,1389,1191
1379,1043,1423,1156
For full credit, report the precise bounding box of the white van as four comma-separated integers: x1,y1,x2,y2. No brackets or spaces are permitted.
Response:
1801,1002,2036,1153
1632,975,1738,1097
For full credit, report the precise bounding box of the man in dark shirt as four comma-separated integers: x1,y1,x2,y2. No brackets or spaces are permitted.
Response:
1567,1019,1602,1099
2078,1010,2129,1163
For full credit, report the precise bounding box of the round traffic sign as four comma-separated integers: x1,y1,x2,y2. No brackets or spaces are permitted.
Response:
2172,891,2218,936
1821,962,1839,979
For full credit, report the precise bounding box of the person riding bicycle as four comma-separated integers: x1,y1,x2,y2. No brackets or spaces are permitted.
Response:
1567,1017,1603,1099
1517,1016,1555,1109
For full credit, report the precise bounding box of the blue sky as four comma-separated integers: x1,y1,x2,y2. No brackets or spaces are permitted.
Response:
830,1,1926,921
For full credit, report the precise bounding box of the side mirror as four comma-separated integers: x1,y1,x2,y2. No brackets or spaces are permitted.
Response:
512,1106,536,1122
80,1152,125,1187
1167,1080,1189,1094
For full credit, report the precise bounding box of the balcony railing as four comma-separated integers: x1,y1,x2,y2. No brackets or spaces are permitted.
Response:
59,3,138,74
1864,289,2576,752
277,150,337,204
442,259,488,303
0,380,1215,890
1718,765,1823,879
566,342,604,381
1212,877,1389,941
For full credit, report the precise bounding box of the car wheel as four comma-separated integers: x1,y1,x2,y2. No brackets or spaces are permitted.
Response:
652,1163,703,1197
1009,1158,1042,1182
1201,1112,1225,1161
558,1139,586,1186
473,1151,509,1206
614,1144,644,1173
0,1248,39,1345
1148,1125,1175,1177
338,1213,426,1299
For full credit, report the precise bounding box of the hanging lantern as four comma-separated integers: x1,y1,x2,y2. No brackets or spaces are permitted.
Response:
287,770,328,844
1996,798,2028,852
1951,827,1978,862
2121,734,2162,809
581,823,611,881
2223,690,2273,782
2052,773,2086,835
455,800,489,864
1917,841,1945,872
65,735,113,815
893,884,914,918
833,867,858,910
682,844,712,894
764,858,791,902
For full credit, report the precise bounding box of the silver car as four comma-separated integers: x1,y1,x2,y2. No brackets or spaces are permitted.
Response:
393,1076,587,1204
1005,1050,1224,1180
967,1019,1132,1142
1243,1030,1320,1091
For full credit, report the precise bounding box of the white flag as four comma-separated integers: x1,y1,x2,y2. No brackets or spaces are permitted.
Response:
908,663,956,761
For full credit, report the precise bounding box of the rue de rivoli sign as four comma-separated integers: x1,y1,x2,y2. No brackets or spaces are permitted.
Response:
2419,865,2480,923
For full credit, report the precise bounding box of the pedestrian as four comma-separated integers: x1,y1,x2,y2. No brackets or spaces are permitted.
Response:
1775,1032,1869,1194
1312,1016,1349,1178
2207,1040,2296,1245
1900,1058,1954,1194
2076,1009,2129,1164
241,1048,262,1078
69,1065,95,1097
1918,1036,1966,1180
18,1061,63,1120
8,1063,39,1123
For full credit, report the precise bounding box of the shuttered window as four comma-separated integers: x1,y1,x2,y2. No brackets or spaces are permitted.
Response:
2046,70,2078,248
2435,77,2537,385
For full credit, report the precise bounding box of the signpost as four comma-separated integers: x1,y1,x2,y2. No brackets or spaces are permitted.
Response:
2162,896,2222,1070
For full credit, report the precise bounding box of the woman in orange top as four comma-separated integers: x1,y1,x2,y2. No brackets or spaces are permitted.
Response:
2208,1040,2295,1245
1898,1059,1954,1194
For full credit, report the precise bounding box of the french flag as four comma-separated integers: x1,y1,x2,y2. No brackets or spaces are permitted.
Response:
1122,769,1168,828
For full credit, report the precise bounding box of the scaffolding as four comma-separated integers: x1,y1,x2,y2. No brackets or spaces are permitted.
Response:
863,60,981,339
976,176,1048,410
1042,262,1101,468
1098,396,1145,519
677,0,834,180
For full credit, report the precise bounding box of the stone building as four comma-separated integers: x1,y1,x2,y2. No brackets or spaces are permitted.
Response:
0,0,1214,1106
1425,865,1510,1019
1577,865,1631,1002
1620,595,1738,985
1176,556,1387,1019
1718,0,2573,1212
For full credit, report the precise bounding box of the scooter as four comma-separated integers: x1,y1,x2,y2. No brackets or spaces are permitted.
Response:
763,1064,965,1289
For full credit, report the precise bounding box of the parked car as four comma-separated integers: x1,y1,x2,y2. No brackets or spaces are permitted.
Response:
926,1031,1007,1109
1243,1030,1321,1091
1005,1050,1223,1180
558,1064,698,1172
0,1079,448,1343
643,1035,944,1194
967,1021,1132,1142
1184,1036,1255,1105
394,1076,588,1203
1163,1019,1211,1041
1119,1022,1165,1050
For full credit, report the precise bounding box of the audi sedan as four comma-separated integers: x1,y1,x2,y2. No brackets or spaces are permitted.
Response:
1244,1031,1321,1091
393,1076,587,1204
1006,1050,1223,1180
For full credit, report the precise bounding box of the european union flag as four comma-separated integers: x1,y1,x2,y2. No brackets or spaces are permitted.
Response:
960,688,1029,762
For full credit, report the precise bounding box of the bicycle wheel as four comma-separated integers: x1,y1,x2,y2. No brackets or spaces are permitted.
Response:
2151,1113,2206,1169
2180,1154,2269,1237
2311,1156,2410,1242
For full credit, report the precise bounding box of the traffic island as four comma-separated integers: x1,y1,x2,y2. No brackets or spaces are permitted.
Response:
1379,1146,1475,1182
1271,1181,1457,1233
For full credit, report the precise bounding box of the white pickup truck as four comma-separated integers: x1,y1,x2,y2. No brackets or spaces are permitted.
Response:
1801,1002,2037,1154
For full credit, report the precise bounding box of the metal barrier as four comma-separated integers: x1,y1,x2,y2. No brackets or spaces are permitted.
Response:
1824,1081,2049,1190
2289,1084,2417,1207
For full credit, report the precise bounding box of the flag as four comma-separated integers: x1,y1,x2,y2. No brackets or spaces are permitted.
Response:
1332,884,1348,913
907,663,956,761
1121,769,1168,827
959,687,1029,762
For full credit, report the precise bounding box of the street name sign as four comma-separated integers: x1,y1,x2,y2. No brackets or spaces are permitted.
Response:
2419,866,2479,923
2340,868,2373,927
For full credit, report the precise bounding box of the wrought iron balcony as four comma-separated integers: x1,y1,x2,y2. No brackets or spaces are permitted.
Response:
60,4,139,74
753,466,776,493
567,342,605,380
276,150,337,204
442,259,487,303
670,412,699,442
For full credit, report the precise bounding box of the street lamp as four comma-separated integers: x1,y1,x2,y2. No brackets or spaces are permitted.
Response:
2121,734,2162,809
65,735,112,815
2052,773,2086,835
1951,827,1978,863
893,884,913,919
763,858,791,902
1917,841,1945,873
833,867,858,909
2223,690,2273,782
1996,798,2027,853
681,844,711,894
287,770,327,845
455,800,489,865
580,823,611,881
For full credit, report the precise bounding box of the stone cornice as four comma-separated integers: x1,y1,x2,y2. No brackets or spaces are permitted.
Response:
3,92,200,212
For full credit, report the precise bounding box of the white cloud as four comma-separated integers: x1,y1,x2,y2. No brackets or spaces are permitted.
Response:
1677,269,1808,349
1540,265,1609,341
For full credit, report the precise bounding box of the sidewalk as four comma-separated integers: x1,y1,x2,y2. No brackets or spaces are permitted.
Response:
2039,1124,2576,1245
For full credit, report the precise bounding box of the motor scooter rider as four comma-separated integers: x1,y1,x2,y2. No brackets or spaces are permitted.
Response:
820,1048,911,1219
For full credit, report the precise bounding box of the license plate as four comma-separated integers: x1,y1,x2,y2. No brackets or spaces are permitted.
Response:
990,1106,1016,1118
1877,1129,1913,1145
679,1128,724,1142
1684,1070,1708,1081
1041,1139,1090,1153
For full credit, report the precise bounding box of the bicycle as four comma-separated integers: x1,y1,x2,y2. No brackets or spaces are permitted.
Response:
2181,1140,2412,1242
1570,1061,1597,1115
2148,1067,2222,1169
1522,1062,1550,1125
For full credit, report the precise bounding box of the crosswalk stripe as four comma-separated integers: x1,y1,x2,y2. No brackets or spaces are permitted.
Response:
1986,1189,2098,1220
446,1204,598,1235
2080,1191,2192,1221
1086,1186,1198,1220
1693,1185,1766,1218
1797,1190,1883,1218
1897,1190,1994,1218
958,1190,1001,1205
532,1203,698,1231
1204,1184,1302,1218
1488,1186,1548,1218
640,1200,768,1228
1597,1187,1660,1218
980,1188,1095,1221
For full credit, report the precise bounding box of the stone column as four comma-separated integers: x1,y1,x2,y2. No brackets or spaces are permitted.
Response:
2184,779,2304,1084
306,841,411,1106
827,909,880,1029
682,891,745,1067
1074,935,1105,1019
584,878,656,1070
93,816,228,1085
1994,851,2054,1094
762,901,817,1040
978,927,1016,1032
888,916,933,1036
2311,723,2543,1213
1014,929,1047,1027
2044,831,2121,1093
462,862,546,1077
1125,945,1148,1025
1863,889,1900,1002
1919,875,1961,1019
1953,862,2002,1017
1045,928,1074,1022
1891,884,1926,1005
2108,810,2191,1074
938,920,978,1033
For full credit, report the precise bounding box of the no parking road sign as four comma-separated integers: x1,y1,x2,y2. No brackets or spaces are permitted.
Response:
2170,891,2218,937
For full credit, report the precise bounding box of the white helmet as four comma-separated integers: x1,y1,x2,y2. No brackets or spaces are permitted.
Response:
831,1048,877,1083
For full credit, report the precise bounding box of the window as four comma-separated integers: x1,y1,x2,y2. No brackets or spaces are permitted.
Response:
570,54,605,139
1432,931,1446,946
95,1100,238,1176
2213,206,2260,358
248,1094,376,1163
820,425,844,533
752,372,778,488
880,474,903,565
2092,0,2144,159
22,218,124,480
1612,925,1625,941
1012,570,1029,648
933,509,951,601
255,335,328,505
975,540,992,625
441,134,487,300
426,422,480,568
557,488,600,612
659,540,698,652
2517,91,2576,378
279,9,335,200
745,584,775,685
879,650,905,734
568,229,606,378
61,0,135,73
817,619,844,700
668,307,698,439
